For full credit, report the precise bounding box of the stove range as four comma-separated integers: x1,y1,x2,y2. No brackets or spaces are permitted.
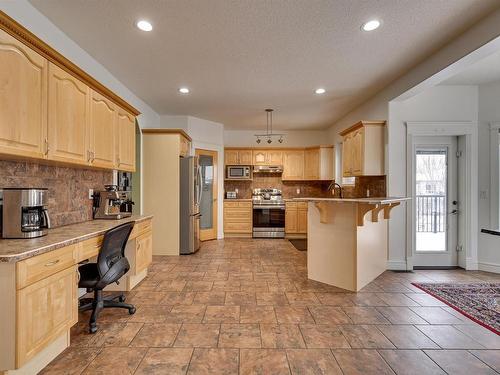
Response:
252,188,285,238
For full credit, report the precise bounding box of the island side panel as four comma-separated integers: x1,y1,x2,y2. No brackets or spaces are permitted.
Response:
0,263,16,371
307,201,357,291
356,208,388,291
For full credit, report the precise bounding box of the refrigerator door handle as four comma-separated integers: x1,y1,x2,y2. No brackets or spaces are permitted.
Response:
197,166,203,205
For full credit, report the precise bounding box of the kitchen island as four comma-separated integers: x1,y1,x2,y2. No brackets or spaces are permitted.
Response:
294,197,410,292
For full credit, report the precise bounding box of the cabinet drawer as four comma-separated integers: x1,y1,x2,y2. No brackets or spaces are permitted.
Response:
285,202,297,209
238,201,252,208
224,222,252,233
77,236,103,262
298,202,308,209
224,201,239,208
225,209,252,221
17,245,77,289
131,219,152,239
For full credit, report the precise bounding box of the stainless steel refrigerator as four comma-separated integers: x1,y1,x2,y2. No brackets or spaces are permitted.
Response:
180,156,202,254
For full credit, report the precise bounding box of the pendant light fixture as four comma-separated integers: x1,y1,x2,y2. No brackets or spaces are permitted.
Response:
255,109,285,144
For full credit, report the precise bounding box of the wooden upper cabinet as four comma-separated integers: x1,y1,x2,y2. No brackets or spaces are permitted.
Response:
340,121,385,177
238,150,253,165
282,150,305,180
253,150,267,165
47,63,90,165
304,148,320,180
225,149,252,165
253,150,283,165
0,30,47,159
116,108,136,171
90,90,116,169
179,135,191,157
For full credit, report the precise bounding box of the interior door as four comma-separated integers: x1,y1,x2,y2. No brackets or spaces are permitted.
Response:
412,136,458,267
195,149,218,241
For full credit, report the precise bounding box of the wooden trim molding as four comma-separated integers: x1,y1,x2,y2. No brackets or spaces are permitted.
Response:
339,120,386,136
0,10,140,116
141,128,192,141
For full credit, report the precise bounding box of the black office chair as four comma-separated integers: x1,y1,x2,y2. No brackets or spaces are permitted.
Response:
78,222,136,333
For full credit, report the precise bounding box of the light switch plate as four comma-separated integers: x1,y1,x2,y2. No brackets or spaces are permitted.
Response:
88,188,94,199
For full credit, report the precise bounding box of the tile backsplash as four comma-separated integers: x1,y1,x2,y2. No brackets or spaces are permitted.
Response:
0,159,112,227
224,174,386,199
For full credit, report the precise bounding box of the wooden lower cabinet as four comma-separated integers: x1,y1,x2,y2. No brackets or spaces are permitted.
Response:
224,201,252,236
285,201,307,236
135,231,153,274
16,265,77,367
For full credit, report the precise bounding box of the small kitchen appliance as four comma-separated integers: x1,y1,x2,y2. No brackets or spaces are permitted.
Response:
252,188,285,238
226,165,252,180
93,185,132,220
0,188,51,239
226,191,237,199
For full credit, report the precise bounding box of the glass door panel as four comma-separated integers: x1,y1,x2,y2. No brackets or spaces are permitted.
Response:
196,149,218,241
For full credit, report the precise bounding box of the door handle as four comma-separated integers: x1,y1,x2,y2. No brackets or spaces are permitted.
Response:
449,209,458,215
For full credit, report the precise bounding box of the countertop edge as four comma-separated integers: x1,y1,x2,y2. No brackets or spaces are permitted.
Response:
0,215,153,263
293,197,411,203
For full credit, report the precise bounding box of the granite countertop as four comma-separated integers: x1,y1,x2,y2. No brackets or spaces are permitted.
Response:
224,198,252,201
293,197,411,204
0,215,153,263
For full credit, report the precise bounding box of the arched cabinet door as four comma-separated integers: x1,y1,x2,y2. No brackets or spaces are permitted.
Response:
47,63,90,165
116,109,136,171
90,90,117,169
0,30,47,159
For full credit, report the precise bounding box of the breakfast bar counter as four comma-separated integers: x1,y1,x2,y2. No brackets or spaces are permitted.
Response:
294,197,410,292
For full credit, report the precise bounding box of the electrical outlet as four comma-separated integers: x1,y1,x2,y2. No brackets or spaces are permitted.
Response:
296,188,301,195
88,188,94,199
479,190,488,200
235,188,239,194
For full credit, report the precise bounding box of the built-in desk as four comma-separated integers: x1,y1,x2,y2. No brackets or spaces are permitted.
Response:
0,215,153,375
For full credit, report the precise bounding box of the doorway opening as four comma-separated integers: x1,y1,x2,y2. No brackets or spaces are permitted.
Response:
195,149,218,241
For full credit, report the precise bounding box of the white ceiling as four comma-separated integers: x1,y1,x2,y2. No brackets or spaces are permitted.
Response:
442,49,500,85
30,0,500,130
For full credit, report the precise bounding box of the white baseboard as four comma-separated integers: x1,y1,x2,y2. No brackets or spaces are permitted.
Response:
478,261,500,274
466,257,479,270
387,260,408,271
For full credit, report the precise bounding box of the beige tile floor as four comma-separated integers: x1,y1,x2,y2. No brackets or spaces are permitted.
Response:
42,239,500,374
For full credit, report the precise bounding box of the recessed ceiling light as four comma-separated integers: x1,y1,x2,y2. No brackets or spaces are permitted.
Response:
361,19,381,32
178,87,190,94
136,20,153,32
315,88,326,95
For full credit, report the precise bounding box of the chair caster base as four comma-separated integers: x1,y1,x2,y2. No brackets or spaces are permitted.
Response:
89,324,98,334
129,307,136,315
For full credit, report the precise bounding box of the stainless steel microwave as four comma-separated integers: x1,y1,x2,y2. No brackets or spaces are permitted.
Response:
226,165,252,179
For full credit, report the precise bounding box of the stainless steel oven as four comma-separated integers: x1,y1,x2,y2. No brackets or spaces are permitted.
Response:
252,204,285,238
226,165,251,180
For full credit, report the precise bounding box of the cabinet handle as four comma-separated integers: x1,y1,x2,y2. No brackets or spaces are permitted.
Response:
44,139,49,155
76,269,81,282
91,151,95,162
117,156,121,166
87,150,91,162
45,259,60,267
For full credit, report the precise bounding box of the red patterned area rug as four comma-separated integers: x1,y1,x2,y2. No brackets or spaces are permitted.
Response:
412,282,500,335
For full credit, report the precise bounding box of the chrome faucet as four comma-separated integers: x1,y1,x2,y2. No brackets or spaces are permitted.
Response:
327,181,343,199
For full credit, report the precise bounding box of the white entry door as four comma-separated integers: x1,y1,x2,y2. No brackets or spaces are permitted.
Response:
412,136,459,267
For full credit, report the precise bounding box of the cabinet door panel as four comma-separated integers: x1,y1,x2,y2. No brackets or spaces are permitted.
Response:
304,148,320,180
253,150,267,165
0,30,47,159
283,151,304,180
268,150,283,165
298,209,308,234
351,129,364,175
116,109,136,171
285,206,298,233
225,150,239,165
135,232,152,274
238,150,253,165
342,135,352,177
48,63,89,165
17,266,77,367
90,90,116,168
